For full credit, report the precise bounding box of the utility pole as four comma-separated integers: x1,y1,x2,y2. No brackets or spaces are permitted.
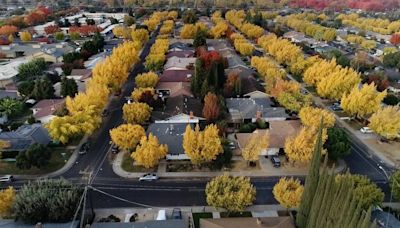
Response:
79,171,92,228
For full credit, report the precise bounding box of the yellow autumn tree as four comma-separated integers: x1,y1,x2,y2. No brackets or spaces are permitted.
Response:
131,28,149,45
276,91,312,113
205,174,256,212
210,21,228,39
0,187,15,218
273,177,304,209
368,106,400,140
234,38,254,56
131,133,168,168
284,127,327,165
341,83,387,118
113,26,131,39
182,124,223,165
180,24,197,39
131,87,155,102
269,78,301,98
299,106,335,129
242,131,269,164
123,102,152,124
135,72,159,88
19,31,32,42
110,124,145,150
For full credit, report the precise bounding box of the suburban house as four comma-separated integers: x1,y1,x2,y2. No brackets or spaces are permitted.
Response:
156,81,192,98
158,69,193,83
225,97,288,125
0,124,51,153
163,57,196,71
225,67,265,95
53,68,93,96
91,219,187,228
153,95,204,123
84,51,111,69
31,99,65,124
200,216,295,228
207,39,234,53
0,58,29,87
166,50,195,58
168,42,195,52
1,42,75,62
147,123,193,160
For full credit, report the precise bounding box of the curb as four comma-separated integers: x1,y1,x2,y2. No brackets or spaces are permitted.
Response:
14,135,89,180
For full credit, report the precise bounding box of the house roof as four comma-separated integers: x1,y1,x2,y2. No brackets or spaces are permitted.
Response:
0,42,75,59
153,95,203,121
32,99,65,119
70,69,92,80
164,57,196,70
0,58,29,81
159,69,193,82
0,219,78,228
167,50,195,58
269,120,301,148
147,123,193,155
92,220,187,228
225,98,288,121
0,124,51,151
226,55,247,69
0,90,19,99
236,129,269,150
206,39,233,52
156,82,192,97
200,216,295,228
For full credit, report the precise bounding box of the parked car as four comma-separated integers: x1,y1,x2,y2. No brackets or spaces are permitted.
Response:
331,103,343,111
79,142,90,155
111,144,119,154
271,156,281,168
125,97,133,104
156,209,166,220
0,175,14,183
228,142,236,150
172,208,182,219
360,127,373,134
139,173,159,181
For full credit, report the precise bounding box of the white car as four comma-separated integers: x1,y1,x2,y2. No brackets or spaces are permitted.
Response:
139,173,159,181
360,127,373,134
0,175,14,183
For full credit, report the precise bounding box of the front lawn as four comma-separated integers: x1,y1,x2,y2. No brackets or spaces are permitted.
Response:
0,148,73,175
121,152,156,173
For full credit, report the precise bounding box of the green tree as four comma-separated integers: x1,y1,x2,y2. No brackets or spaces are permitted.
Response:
325,127,351,161
336,174,384,210
390,170,400,201
14,179,82,224
124,15,135,26
32,77,55,100
54,31,65,41
0,97,24,116
182,10,198,24
191,59,205,96
17,81,34,97
60,76,78,98
16,143,52,170
205,174,256,212
297,123,323,228
17,58,47,81
193,29,207,48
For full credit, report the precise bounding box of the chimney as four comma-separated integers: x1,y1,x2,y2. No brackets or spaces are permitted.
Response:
189,111,194,119
256,111,261,119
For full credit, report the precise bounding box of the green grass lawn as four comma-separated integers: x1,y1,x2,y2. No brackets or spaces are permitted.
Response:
0,148,73,175
121,152,156,173
192,212,213,228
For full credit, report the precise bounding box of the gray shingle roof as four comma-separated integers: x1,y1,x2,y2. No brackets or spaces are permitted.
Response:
147,123,194,155
0,124,51,151
225,98,288,120
91,220,187,228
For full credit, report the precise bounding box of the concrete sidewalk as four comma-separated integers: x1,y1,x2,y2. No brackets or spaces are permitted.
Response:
113,151,346,179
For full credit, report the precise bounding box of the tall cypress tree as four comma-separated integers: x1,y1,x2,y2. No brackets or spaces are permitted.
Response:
296,122,324,228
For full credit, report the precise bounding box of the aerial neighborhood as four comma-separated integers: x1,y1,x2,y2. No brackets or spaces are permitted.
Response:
0,0,400,228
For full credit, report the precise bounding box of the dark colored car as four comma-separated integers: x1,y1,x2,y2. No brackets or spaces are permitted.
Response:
111,144,119,154
271,156,281,168
79,142,90,155
172,208,182,219
101,109,109,117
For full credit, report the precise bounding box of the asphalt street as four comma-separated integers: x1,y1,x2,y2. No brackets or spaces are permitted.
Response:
1,27,397,209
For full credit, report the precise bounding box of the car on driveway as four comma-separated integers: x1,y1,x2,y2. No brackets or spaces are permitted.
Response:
139,173,159,181
360,127,373,134
0,175,14,183
172,208,182,219
271,156,281,168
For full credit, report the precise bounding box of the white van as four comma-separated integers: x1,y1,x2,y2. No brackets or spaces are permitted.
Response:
156,210,166,220
0,175,14,183
360,127,373,134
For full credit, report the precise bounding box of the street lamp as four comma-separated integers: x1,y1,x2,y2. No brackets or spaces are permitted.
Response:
378,165,400,227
